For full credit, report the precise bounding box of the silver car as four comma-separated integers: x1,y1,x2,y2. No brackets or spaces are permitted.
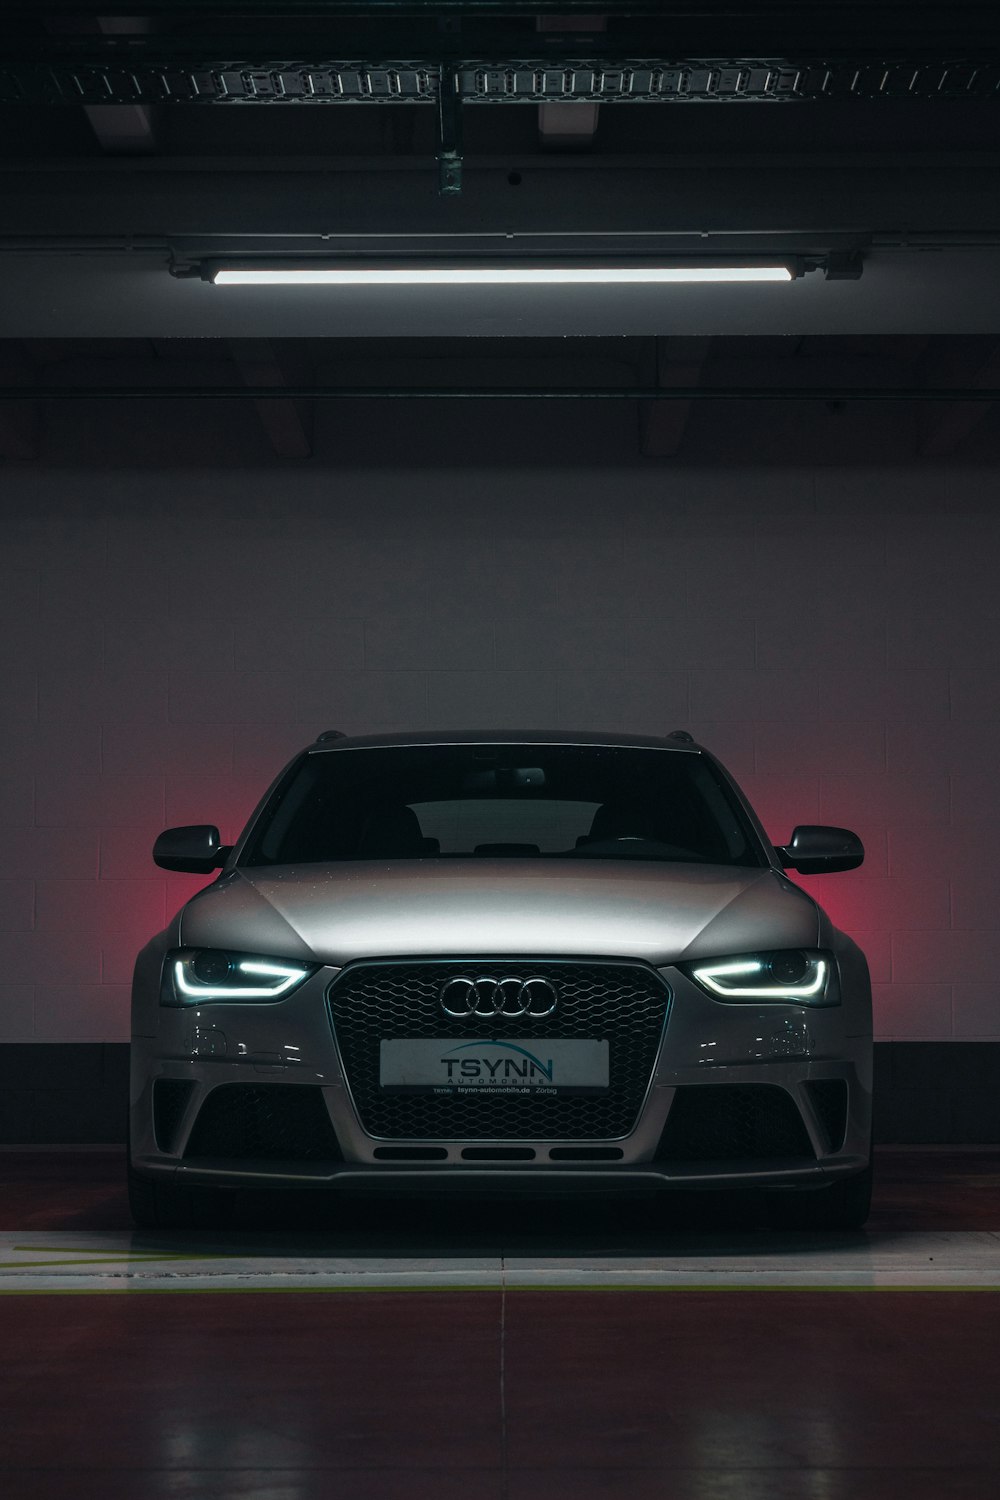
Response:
129,730,872,1229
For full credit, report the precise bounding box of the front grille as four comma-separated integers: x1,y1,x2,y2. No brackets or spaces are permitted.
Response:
152,1078,195,1154
655,1084,815,1162
329,959,670,1140
805,1078,849,1151
184,1084,343,1161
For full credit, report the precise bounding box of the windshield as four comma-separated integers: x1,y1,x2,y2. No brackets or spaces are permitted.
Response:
241,744,765,868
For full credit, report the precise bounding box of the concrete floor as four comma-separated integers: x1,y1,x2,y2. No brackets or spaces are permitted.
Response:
0,1148,998,1498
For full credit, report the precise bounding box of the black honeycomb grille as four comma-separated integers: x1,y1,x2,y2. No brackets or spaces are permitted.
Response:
329,959,670,1140
184,1084,343,1161
655,1084,815,1162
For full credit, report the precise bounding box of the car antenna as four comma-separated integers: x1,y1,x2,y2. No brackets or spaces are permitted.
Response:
315,729,348,743
667,729,695,742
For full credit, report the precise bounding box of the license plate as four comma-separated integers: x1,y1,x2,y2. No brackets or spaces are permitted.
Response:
379,1038,609,1096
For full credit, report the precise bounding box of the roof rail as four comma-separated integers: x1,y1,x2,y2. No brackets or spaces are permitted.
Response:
315,729,347,743
667,729,695,743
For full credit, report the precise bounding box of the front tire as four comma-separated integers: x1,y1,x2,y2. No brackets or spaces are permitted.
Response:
766,1160,873,1230
127,1118,235,1229
128,1159,236,1229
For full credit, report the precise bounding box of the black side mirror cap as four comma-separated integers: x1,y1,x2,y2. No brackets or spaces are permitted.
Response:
777,824,864,875
153,825,231,873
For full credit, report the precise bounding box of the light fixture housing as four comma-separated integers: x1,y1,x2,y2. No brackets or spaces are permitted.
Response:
201,257,802,287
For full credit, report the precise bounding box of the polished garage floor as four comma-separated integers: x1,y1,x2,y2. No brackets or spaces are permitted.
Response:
1,1150,998,1499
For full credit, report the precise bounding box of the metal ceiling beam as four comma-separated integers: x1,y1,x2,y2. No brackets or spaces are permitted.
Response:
639,336,712,455
0,2,666,11
83,103,159,148
917,340,1000,454
9,1,1000,20
537,13,602,148
228,338,312,457
0,344,40,459
43,16,161,152
5,51,1000,105
538,101,600,147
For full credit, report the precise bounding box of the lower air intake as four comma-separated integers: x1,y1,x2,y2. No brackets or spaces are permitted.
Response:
655,1084,815,1162
805,1078,849,1152
184,1084,342,1162
152,1078,195,1154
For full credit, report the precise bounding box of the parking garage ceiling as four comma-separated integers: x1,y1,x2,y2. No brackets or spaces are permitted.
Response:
0,2,996,336
2,1,1000,456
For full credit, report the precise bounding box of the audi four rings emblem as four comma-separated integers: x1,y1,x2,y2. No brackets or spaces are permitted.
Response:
439,976,559,1020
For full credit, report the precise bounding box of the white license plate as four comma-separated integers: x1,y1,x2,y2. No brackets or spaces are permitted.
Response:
379,1038,609,1095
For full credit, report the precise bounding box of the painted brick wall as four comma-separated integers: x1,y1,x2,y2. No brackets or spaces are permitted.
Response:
1,409,998,1048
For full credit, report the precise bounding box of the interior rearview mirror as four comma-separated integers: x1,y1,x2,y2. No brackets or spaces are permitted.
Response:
776,824,864,875
153,824,231,873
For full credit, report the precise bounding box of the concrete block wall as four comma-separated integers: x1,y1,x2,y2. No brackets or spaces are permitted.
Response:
0,409,998,1141
0,461,998,1046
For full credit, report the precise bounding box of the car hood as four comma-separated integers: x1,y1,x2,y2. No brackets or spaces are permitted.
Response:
179,859,820,967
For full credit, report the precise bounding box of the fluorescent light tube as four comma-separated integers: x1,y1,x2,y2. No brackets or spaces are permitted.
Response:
211,265,794,286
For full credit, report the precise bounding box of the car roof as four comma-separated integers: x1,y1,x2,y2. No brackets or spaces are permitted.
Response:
308,729,704,754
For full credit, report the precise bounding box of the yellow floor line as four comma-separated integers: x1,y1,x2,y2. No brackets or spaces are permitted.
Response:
13,1246,231,1256
0,1257,221,1269
5,1248,237,1266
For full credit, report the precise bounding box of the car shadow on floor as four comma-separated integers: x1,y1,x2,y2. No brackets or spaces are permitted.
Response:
119,1188,890,1261
4,1149,999,1249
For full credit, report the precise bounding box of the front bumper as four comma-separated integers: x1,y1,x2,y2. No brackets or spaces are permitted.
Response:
130,957,873,1192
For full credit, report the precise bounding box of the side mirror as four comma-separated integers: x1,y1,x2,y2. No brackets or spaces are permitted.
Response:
776,824,864,875
153,825,231,873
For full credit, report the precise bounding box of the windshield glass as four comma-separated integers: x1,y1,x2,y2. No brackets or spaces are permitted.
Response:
241,744,764,868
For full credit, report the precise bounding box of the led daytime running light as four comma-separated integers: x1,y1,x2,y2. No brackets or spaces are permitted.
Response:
693,957,828,1000
173,957,308,1000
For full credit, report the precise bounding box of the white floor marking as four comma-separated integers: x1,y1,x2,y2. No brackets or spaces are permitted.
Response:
0,1229,998,1292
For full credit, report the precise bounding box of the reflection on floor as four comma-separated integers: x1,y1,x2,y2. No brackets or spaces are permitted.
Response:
0,1148,998,1499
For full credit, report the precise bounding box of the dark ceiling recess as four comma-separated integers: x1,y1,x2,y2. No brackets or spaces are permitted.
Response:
7,4,1000,195
1,5,999,335
6,338,1000,463
6,4,1000,107
6,0,1000,106
8,0,1000,30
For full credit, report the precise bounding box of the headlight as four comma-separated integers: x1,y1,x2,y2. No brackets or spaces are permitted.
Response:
684,950,835,1006
161,948,315,1006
